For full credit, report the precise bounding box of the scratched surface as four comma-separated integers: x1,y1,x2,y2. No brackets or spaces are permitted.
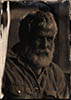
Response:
5,1,70,72
0,0,70,99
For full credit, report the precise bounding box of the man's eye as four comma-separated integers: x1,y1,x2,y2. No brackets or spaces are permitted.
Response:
47,37,53,41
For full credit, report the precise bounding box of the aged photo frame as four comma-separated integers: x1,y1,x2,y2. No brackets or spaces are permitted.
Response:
0,0,70,99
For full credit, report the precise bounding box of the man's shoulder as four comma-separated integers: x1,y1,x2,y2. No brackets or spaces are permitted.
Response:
51,62,64,74
7,49,17,58
50,63,69,99
7,42,22,58
46,63,69,99
50,62,65,81
5,42,24,71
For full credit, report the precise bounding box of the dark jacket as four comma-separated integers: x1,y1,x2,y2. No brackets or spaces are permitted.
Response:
2,43,69,99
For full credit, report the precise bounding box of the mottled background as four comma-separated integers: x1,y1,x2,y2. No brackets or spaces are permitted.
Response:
0,0,70,83
0,0,71,98
8,1,70,72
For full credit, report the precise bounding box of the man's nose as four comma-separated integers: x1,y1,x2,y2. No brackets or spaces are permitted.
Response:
44,37,48,48
43,37,48,48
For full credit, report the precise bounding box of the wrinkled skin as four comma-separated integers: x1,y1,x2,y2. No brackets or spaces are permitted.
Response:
24,30,55,68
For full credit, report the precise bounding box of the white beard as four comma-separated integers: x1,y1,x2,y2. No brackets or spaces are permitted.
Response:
25,44,55,68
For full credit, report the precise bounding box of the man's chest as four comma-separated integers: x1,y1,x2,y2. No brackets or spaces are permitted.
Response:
4,58,57,99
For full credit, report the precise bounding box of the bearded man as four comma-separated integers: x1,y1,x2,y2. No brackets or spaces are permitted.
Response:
2,10,69,99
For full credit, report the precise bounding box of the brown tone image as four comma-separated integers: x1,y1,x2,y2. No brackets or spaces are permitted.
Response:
0,0,70,99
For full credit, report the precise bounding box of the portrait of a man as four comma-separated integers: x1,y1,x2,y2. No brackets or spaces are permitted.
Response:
0,1,70,100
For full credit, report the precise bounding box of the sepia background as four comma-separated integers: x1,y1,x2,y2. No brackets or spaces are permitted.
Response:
5,1,70,72
0,0,71,98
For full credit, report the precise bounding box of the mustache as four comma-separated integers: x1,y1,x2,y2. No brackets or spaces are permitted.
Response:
24,46,54,57
35,49,50,56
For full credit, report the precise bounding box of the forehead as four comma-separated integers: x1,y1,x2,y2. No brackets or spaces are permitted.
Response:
35,29,54,37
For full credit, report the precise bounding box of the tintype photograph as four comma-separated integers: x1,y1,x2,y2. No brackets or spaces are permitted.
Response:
0,0,70,99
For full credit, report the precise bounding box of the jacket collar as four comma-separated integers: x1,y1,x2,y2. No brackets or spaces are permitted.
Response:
10,42,52,80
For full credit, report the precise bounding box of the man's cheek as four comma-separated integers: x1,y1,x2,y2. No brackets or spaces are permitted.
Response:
49,42,54,51
47,42,52,51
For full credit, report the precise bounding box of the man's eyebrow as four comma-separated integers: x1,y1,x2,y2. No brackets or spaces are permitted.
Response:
40,28,53,33
37,35,54,38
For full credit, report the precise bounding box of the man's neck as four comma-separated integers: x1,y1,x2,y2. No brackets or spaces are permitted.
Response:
21,54,48,78
32,67,42,78
28,61,47,78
